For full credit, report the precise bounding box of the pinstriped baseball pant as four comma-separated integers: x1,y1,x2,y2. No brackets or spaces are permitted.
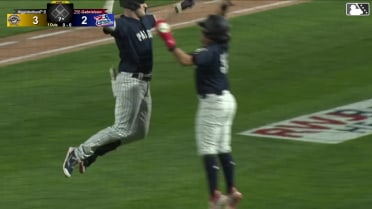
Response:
196,90,237,155
75,72,152,160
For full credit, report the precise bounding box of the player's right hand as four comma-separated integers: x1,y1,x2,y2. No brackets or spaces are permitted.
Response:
175,0,195,13
155,20,176,51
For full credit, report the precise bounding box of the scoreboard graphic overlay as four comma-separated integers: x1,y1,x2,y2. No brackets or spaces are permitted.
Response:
7,1,114,27
47,1,74,26
7,10,48,27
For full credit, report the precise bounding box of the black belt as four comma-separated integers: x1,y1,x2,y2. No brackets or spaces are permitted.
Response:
132,73,152,81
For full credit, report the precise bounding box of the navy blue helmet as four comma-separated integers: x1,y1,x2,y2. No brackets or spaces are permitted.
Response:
198,15,230,44
120,0,145,11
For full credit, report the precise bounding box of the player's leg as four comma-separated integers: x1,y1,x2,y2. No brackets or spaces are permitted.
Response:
75,127,125,159
196,97,228,209
218,151,243,209
63,126,125,177
79,75,148,163
64,74,144,177
217,92,235,191
217,92,242,209
78,74,144,158
79,140,122,173
122,81,152,144
63,126,126,177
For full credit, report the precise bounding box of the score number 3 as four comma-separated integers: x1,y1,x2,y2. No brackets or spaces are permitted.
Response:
32,16,39,25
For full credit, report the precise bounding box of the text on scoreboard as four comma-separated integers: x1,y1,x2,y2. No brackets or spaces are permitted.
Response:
6,1,114,27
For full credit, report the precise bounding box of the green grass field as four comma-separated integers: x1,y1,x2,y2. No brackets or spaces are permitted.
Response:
1,1,372,209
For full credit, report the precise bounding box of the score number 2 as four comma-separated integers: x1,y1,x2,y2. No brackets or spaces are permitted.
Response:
81,16,87,25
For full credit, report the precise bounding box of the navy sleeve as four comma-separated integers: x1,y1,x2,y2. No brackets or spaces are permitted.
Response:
193,48,213,67
143,14,156,28
108,17,123,38
149,14,156,28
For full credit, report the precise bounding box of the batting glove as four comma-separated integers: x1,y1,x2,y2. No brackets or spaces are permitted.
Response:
155,20,177,51
175,0,195,13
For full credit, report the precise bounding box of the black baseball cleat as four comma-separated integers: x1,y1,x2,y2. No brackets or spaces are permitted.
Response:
62,147,79,178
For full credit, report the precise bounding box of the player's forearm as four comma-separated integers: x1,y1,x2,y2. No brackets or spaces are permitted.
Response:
155,20,193,66
171,48,194,66
102,20,116,35
216,0,233,16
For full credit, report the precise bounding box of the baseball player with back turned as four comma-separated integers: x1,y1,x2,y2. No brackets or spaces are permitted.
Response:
155,1,242,209
62,0,195,178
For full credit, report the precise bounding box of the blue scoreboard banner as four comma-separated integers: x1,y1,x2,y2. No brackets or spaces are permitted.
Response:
72,12,114,27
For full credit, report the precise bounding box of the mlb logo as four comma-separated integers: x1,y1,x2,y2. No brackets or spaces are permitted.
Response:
346,3,370,16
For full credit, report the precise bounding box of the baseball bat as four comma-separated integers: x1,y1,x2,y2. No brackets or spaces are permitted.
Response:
104,0,115,13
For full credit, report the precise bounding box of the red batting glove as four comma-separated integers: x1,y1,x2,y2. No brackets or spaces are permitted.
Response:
155,20,176,51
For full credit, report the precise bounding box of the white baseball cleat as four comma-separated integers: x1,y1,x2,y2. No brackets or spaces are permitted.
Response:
62,147,79,178
228,187,243,209
209,190,229,209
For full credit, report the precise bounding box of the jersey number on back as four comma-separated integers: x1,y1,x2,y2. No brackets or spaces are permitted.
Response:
220,53,229,74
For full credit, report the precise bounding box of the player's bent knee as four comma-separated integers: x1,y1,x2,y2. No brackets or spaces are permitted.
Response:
130,130,147,140
118,130,148,144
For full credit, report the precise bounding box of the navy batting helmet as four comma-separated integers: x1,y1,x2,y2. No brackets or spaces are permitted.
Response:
198,15,230,44
120,0,145,11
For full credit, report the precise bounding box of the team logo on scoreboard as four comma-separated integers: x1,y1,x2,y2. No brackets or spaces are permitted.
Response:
7,14,21,25
94,14,113,26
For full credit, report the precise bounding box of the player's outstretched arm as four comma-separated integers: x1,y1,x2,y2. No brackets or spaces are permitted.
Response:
102,0,116,35
171,48,194,66
155,20,193,66
216,0,234,16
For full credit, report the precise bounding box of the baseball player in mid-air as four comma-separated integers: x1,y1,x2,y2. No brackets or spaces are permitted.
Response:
155,1,242,209
62,0,195,177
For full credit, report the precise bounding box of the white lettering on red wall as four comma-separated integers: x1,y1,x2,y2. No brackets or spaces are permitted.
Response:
239,99,372,144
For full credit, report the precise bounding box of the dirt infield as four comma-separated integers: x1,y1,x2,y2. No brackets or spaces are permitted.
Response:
0,0,303,67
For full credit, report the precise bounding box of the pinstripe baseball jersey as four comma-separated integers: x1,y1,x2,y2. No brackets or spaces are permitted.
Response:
111,14,156,74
